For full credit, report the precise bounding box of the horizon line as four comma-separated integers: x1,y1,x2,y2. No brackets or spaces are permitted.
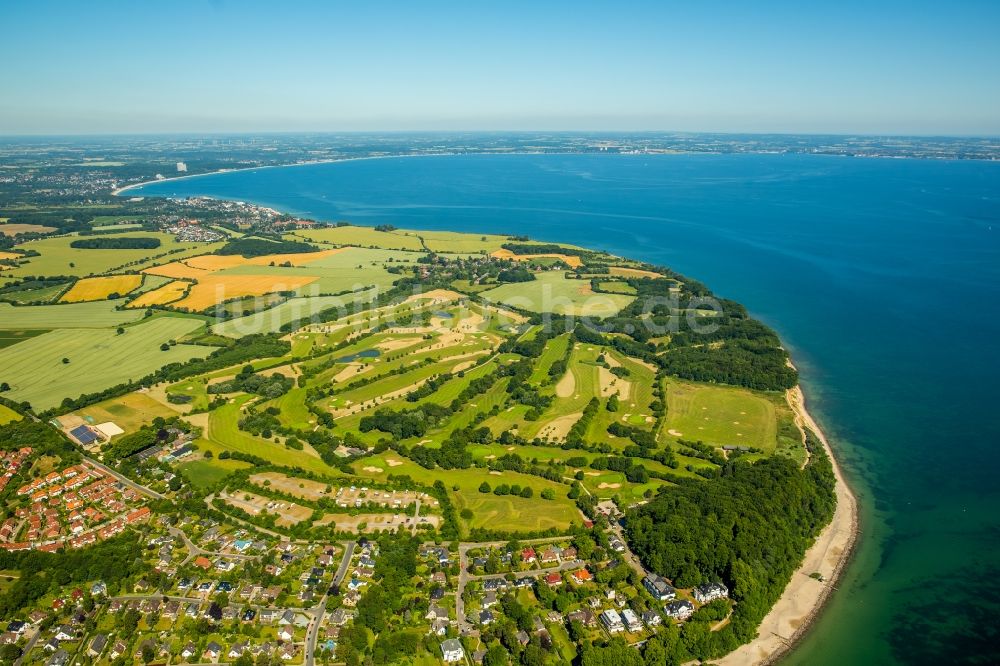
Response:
1,129,998,140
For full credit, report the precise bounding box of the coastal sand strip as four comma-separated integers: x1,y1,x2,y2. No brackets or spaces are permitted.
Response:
713,386,859,666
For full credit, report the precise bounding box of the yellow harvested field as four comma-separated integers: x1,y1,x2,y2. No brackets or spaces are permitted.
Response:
0,223,56,236
491,248,583,268
0,251,19,261
143,261,209,279
129,280,191,307
172,274,318,311
145,248,345,279
609,266,663,279
60,274,143,303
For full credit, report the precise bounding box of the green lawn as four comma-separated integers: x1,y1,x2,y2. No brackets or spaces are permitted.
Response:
200,398,336,475
0,315,213,410
662,379,778,452
179,457,252,490
481,271,634,317
350,452,582,534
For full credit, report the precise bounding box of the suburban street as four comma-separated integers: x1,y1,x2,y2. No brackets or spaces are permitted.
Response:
304,540,355,666
83,455,165,500
454,537,577,634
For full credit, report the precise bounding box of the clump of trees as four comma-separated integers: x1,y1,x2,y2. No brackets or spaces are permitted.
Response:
70,236,161,249
217,237,317,257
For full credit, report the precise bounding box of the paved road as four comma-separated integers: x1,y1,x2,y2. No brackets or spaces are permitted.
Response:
12,627,40,666
608,518,650,579
455,537,575,634
84,455,165,499
168,526,260,565
304,540,355,666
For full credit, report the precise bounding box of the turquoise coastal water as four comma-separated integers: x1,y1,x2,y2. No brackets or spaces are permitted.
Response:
129,153,1000,665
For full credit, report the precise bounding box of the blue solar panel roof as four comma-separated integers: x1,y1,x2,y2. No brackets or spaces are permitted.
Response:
70,425,98,443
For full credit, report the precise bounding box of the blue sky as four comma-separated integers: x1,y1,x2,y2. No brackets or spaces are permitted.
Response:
2,0,998,135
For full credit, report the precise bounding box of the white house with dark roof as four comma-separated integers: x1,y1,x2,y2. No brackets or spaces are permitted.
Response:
441,638,465,663
692,581,729,604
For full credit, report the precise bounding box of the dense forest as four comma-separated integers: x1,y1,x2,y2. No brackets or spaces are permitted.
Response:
623,445,836,662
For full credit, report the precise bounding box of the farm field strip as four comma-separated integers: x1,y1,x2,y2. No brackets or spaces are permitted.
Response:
60,274,143,302
0,315,212,410
0,299,145,329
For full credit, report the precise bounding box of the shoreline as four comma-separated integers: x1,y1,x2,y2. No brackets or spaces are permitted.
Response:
113,151,499,196
115,159,860,665
714,385,859,666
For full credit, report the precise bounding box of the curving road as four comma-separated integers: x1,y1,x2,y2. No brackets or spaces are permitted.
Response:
304,540,355,666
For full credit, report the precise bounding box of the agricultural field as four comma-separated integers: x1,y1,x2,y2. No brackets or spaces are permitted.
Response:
481,271,634,317
0,223,56,236
170,274,320,310
290,225,426,251
0,223,804,550
211,291,376,337
0,300,145,329
60,274,143,302
490,247,585,268
128,279,191,307
0,315,212,410
4,231,224,278
0,404,21,425
414,230,512,253
0,329,50,349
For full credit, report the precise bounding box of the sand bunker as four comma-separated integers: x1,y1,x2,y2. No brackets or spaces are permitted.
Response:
598,482,622,489
362,466,384,473
538,412,582,440
555,370,575,398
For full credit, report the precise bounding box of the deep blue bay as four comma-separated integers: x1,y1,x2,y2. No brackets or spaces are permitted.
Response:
129,153,1000,664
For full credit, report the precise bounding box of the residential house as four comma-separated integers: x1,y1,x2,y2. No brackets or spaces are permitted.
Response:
642,574,677,602
621,609,643,632
46,649,69,666
88,634,108,657
692,582,729,604
110,640,128,660
203,641,223,661
441,638,465,663
567,608,597,628
664,599,695,620
642,610,662,627
600,609,624,633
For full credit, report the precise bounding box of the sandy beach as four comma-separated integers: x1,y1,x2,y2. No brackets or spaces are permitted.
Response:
714,385,859,666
